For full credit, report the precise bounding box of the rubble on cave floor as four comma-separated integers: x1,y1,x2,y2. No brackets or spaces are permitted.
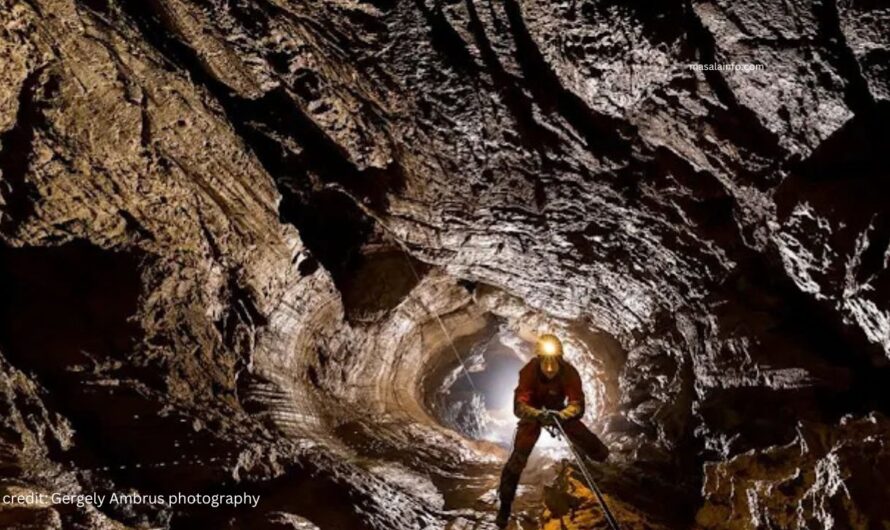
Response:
435,454,682,530
539,468,672,530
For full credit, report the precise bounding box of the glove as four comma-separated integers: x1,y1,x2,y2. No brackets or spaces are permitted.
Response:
515,401,544,421
557,401,583,421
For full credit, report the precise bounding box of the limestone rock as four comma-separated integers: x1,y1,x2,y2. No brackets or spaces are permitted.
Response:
1,0,888,528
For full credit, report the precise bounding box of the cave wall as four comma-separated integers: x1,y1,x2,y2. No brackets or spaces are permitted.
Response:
0,1,443,527
2,0,889,528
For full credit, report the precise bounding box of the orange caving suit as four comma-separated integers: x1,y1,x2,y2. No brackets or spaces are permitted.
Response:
498,357,609,517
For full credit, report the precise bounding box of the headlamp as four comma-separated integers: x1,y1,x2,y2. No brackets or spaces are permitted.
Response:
540,339,559,356
537,335,562,357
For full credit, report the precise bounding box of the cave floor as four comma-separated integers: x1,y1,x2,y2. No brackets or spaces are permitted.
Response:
330,416,559,529
433,460,543,530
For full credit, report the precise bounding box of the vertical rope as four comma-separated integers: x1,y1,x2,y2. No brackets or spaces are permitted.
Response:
324,184,477,392
551,414,621,530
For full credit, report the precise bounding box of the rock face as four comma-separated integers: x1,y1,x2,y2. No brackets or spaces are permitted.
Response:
696,413,890,529
1,0,889,529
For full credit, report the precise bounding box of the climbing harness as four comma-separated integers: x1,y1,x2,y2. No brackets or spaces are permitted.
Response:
548,412,622,530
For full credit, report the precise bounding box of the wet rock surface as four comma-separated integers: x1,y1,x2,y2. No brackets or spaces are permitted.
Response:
1,0,889,528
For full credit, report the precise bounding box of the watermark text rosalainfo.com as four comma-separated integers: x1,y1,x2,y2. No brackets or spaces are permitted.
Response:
686,62,766,72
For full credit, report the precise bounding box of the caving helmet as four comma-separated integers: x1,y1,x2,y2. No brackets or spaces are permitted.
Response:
535,334,563,379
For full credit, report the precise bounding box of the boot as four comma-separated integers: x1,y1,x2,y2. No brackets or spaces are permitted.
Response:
496,467,520,529
496,450,527,529
495,479,516,529
494,504,510,528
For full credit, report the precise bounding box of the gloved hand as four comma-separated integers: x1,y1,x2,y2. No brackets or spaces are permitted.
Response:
537,409,558,426
557,401,583,421
516,402,544,421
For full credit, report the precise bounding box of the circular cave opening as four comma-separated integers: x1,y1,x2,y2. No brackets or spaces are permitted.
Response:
425,321,603,451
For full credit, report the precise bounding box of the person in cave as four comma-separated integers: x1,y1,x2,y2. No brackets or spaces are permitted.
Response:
495,334,610,528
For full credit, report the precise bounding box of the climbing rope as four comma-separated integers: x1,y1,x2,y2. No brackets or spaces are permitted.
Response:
326,184,622,529
325,184,478,392
397,241,479,392
549,412,621,530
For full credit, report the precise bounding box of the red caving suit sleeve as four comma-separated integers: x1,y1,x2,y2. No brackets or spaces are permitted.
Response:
513,363,541,420
559,366,585,420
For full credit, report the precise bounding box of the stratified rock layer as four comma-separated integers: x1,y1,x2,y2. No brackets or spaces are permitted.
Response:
1,0,889,528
